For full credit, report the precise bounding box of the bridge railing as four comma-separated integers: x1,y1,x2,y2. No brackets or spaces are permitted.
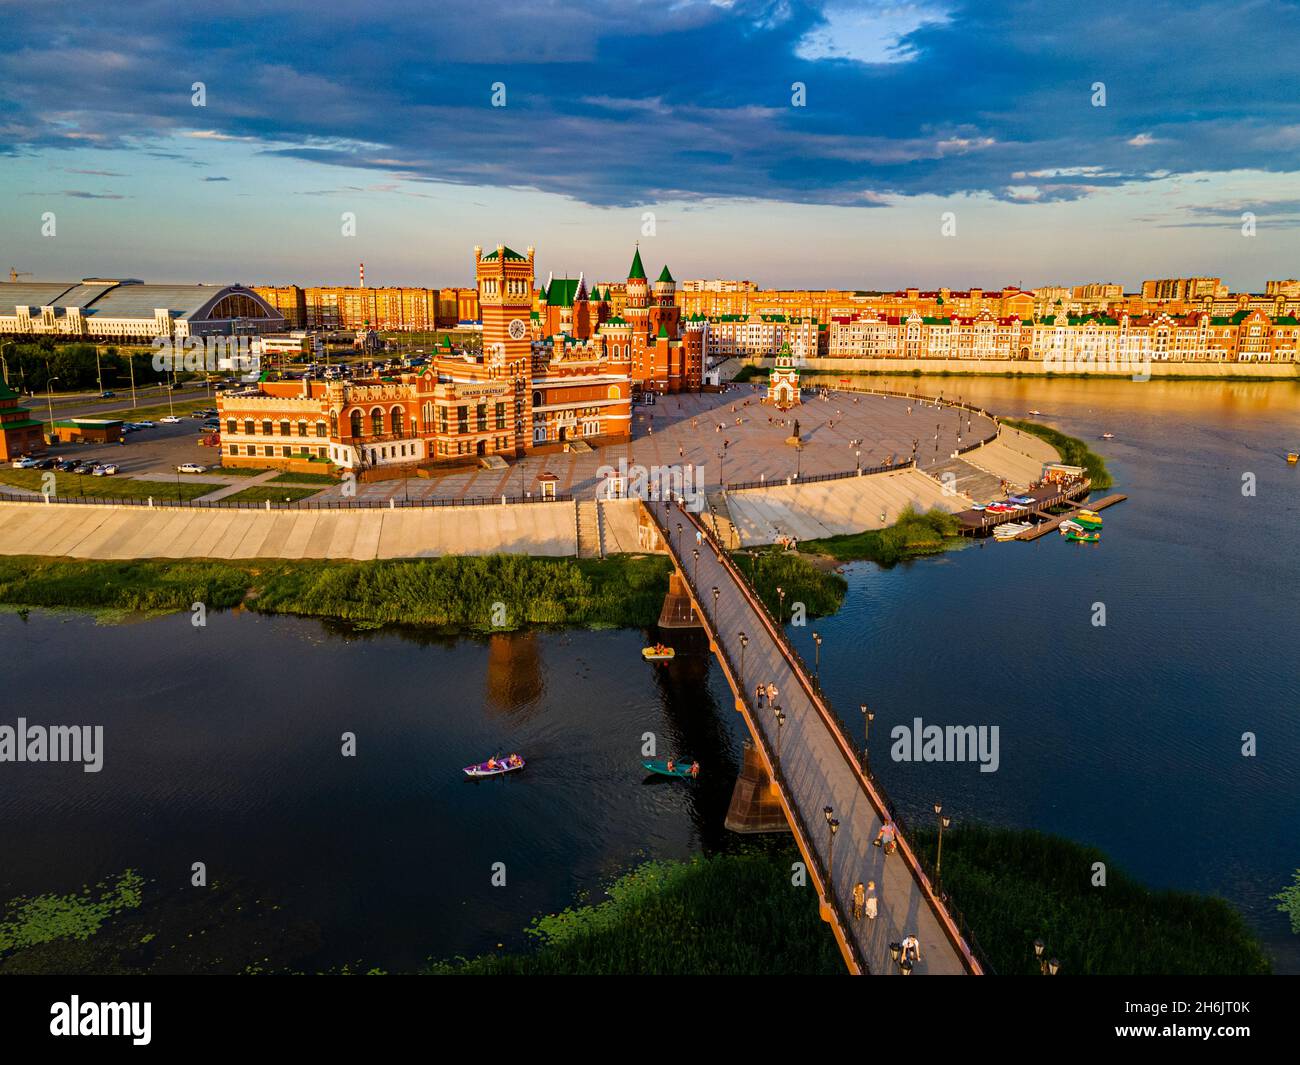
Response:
0,490,573,510
652,498,989,974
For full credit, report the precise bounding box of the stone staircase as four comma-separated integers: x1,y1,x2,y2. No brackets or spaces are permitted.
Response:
576,499,604,558
926,456,1004,502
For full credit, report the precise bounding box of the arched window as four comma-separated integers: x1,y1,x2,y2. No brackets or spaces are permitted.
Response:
371,408,384,436
532,391,542,408
421,401,434,433
349,409,363,438
391,407,404,435
330,411,339,437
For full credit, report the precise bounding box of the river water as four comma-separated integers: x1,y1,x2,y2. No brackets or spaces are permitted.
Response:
1,378,1296,972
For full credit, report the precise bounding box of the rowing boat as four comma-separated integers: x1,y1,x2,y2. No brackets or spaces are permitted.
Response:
464,756,526,778
643,759,697,778
642,646,675,661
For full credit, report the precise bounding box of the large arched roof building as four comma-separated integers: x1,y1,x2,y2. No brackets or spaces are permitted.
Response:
0,278,286,340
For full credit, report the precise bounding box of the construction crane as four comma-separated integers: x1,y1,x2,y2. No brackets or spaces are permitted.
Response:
9,268,33,282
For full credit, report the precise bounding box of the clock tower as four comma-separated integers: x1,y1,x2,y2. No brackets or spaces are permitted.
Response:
475,243,535,457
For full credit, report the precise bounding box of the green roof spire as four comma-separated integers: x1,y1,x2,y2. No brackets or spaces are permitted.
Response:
628,245,646,280
657,264,674,284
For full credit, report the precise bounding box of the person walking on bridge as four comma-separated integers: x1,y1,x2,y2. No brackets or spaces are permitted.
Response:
900,933,921,967
852,881,866,920
865,880,878,921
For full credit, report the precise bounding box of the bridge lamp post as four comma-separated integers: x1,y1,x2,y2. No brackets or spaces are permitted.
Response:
933,802,951,892
859,704,874,771
776,586,785,626
774,706,786,765
676,522,683,557
1033,939,1061,976
711,585,719,623
738,631,748,690
692,547,700,587
812,631,822,683
822,806,840,896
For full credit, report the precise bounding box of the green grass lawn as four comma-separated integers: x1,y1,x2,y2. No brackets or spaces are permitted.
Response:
0,469,213,502
221,485,322,503
730,546,847,618
212,466,271,477
800,505,961,565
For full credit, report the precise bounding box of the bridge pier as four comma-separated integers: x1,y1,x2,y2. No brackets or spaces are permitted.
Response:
658,571,704,630
724,740,791,834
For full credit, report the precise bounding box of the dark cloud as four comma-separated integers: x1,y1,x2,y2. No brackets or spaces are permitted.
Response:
2,0,1297,207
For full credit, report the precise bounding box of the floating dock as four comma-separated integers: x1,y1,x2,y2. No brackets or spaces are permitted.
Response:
1015,494,1128,540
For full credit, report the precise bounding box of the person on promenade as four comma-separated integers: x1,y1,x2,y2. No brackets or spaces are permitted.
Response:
875,820,897,854
755,683,765,707
766,683,778,703
900,934,921,965
853,881,866,920
865,881,878,920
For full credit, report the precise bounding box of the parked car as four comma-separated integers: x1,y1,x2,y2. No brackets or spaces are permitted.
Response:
33,458,56,469
190,411,208,419
160,415,181,424
55,459,78,472
176,463,207,474
10,457,38,469
72,463,93,474
100,390,115,398
136,420,155,428
92,463,119,476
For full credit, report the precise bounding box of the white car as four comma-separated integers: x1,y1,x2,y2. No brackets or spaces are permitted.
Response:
160,415,181,424
11,457,39,469
136,420,156,428
176,463,207,474
92,463,119,476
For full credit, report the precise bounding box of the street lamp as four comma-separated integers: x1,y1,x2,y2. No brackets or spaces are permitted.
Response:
738,631,748,690
774,705,786,763
823,806,840,892
692,546,699,586
676,521,683,557
44,377,60,445
711,585,719,622
934,802,951,891
812,631,822,682
776,585,785,626
1033,938,1061,976
860,703,874,771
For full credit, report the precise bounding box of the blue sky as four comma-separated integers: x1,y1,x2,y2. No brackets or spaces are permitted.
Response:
2,0,1299,290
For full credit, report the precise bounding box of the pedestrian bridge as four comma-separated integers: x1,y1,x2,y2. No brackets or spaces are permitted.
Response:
642,500,984,975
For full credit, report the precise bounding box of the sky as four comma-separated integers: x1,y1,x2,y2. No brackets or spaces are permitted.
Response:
2,0,1299,291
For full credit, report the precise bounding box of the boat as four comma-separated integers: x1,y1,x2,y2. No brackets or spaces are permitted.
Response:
643,758,697,779
1059,519,1084,535
464,755,526,778
993,521,1032,541
1073,510,1103,529
642,644,675,661
1063,528,1100,543
1101,432,1115,440
1028,409,1043,415
1288,450,1298,465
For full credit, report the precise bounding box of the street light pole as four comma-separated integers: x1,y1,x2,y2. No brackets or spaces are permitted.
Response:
738,631,748,691
44,377,60,445
776,585,785,626
859,703,874,771
934,802,951,891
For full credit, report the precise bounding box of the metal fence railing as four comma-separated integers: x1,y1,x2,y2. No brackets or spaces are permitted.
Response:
0,489,573,511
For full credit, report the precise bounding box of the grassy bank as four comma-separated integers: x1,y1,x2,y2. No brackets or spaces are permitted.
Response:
799,505,961,565
0,554,673,631
0,469,214,502
731,547,847,617
428,851,843,975
997,419,1114,490
911,823,1270,975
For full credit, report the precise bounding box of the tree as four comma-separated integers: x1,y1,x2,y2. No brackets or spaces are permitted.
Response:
1274,871,1300,934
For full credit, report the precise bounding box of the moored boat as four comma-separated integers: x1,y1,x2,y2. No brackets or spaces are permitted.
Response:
1073,510,1103,529
1064,528,1100,543
993,521,1032,541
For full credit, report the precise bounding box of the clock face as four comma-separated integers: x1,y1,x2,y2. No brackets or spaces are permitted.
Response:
508,318,526,341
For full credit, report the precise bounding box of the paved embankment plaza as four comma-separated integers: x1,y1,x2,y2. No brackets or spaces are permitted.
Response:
0,391,1059,558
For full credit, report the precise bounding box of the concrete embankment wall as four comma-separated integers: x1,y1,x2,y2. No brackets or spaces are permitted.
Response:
735,355,1298,379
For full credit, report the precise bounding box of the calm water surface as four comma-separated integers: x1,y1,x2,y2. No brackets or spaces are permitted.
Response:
2,378,1296,971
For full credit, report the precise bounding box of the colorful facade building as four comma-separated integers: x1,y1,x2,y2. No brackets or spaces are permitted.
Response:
0,378,45,459
218,244,635,473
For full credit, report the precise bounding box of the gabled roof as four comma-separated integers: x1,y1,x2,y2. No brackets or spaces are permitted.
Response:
481,246,527,262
